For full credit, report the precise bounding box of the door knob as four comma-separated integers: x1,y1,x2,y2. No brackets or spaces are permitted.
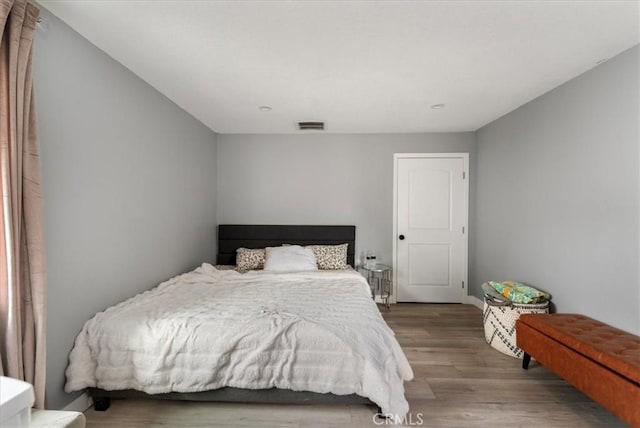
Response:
399,235,405,240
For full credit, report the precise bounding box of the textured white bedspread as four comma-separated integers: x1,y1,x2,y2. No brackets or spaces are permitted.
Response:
65,264,413,416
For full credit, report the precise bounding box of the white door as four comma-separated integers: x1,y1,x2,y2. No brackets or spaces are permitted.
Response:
394,154,468,303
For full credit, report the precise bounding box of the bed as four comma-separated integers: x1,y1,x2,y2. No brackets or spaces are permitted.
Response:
65,225,413,418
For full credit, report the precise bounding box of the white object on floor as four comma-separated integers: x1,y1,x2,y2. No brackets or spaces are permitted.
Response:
0,376,34,428
31,410,86,428
61,392,92,413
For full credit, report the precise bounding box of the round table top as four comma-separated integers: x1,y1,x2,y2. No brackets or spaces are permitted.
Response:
359,263,391,272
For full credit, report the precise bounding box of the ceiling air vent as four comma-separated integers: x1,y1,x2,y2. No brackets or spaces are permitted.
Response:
298,121,325,131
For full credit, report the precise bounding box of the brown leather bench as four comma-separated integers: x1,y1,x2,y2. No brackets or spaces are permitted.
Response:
516,314,640,427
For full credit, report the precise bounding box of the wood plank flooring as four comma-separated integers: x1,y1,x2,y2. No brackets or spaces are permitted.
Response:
83,304,628,427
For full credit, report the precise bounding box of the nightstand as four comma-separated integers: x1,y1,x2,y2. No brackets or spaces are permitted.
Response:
358,264,392,308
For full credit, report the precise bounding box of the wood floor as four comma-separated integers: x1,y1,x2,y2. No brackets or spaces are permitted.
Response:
83,304,627,427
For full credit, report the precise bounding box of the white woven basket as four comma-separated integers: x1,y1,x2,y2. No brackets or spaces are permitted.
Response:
483,296,549,359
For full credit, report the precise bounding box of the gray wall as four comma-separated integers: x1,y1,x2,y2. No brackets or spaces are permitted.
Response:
471,45,639,334
217,133,474,266
34,9,218,409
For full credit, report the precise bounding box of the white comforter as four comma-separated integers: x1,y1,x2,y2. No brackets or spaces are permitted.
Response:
65,264,413,416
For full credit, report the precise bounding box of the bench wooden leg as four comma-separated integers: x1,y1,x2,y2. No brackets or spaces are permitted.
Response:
522,353,531,370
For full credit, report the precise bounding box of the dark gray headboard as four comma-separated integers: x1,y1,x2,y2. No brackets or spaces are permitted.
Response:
217,225,356,266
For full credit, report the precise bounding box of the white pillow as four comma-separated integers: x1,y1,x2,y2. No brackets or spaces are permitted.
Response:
264,245,318,272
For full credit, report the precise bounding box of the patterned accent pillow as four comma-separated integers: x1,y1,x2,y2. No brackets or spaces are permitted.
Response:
309,243,349,270
236,248,266,272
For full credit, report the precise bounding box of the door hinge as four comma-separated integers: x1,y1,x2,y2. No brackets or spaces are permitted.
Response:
462,281,465,289
463,171,466,179
462,226,465,234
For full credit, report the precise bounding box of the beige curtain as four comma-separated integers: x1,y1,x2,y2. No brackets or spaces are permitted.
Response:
0,0,46,409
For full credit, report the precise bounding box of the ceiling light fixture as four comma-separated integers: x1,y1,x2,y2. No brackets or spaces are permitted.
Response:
430,103,445,110
258,105,272,112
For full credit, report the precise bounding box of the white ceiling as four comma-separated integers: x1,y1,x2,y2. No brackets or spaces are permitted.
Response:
38,1,639,134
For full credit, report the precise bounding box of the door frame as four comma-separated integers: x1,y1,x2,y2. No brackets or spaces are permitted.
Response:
392,153,470,304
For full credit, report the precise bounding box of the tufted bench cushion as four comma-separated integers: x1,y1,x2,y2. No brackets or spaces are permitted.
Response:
516,314,640,427
519,314,640,382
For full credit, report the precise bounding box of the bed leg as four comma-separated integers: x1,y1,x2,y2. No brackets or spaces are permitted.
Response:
375,406,389,419
93,397,111,411
522,353,531,370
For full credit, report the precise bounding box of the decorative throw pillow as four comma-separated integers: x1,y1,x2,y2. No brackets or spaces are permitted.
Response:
309,243,349,270
263,245,318,272
236,247,266,272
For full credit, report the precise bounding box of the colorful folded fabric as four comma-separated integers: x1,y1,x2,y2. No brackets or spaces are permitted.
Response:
488,281,551,304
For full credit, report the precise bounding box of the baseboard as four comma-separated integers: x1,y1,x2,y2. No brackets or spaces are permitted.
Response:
374,295,396,305
62,392,93,412
464,294,483,310
381,294,482,308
